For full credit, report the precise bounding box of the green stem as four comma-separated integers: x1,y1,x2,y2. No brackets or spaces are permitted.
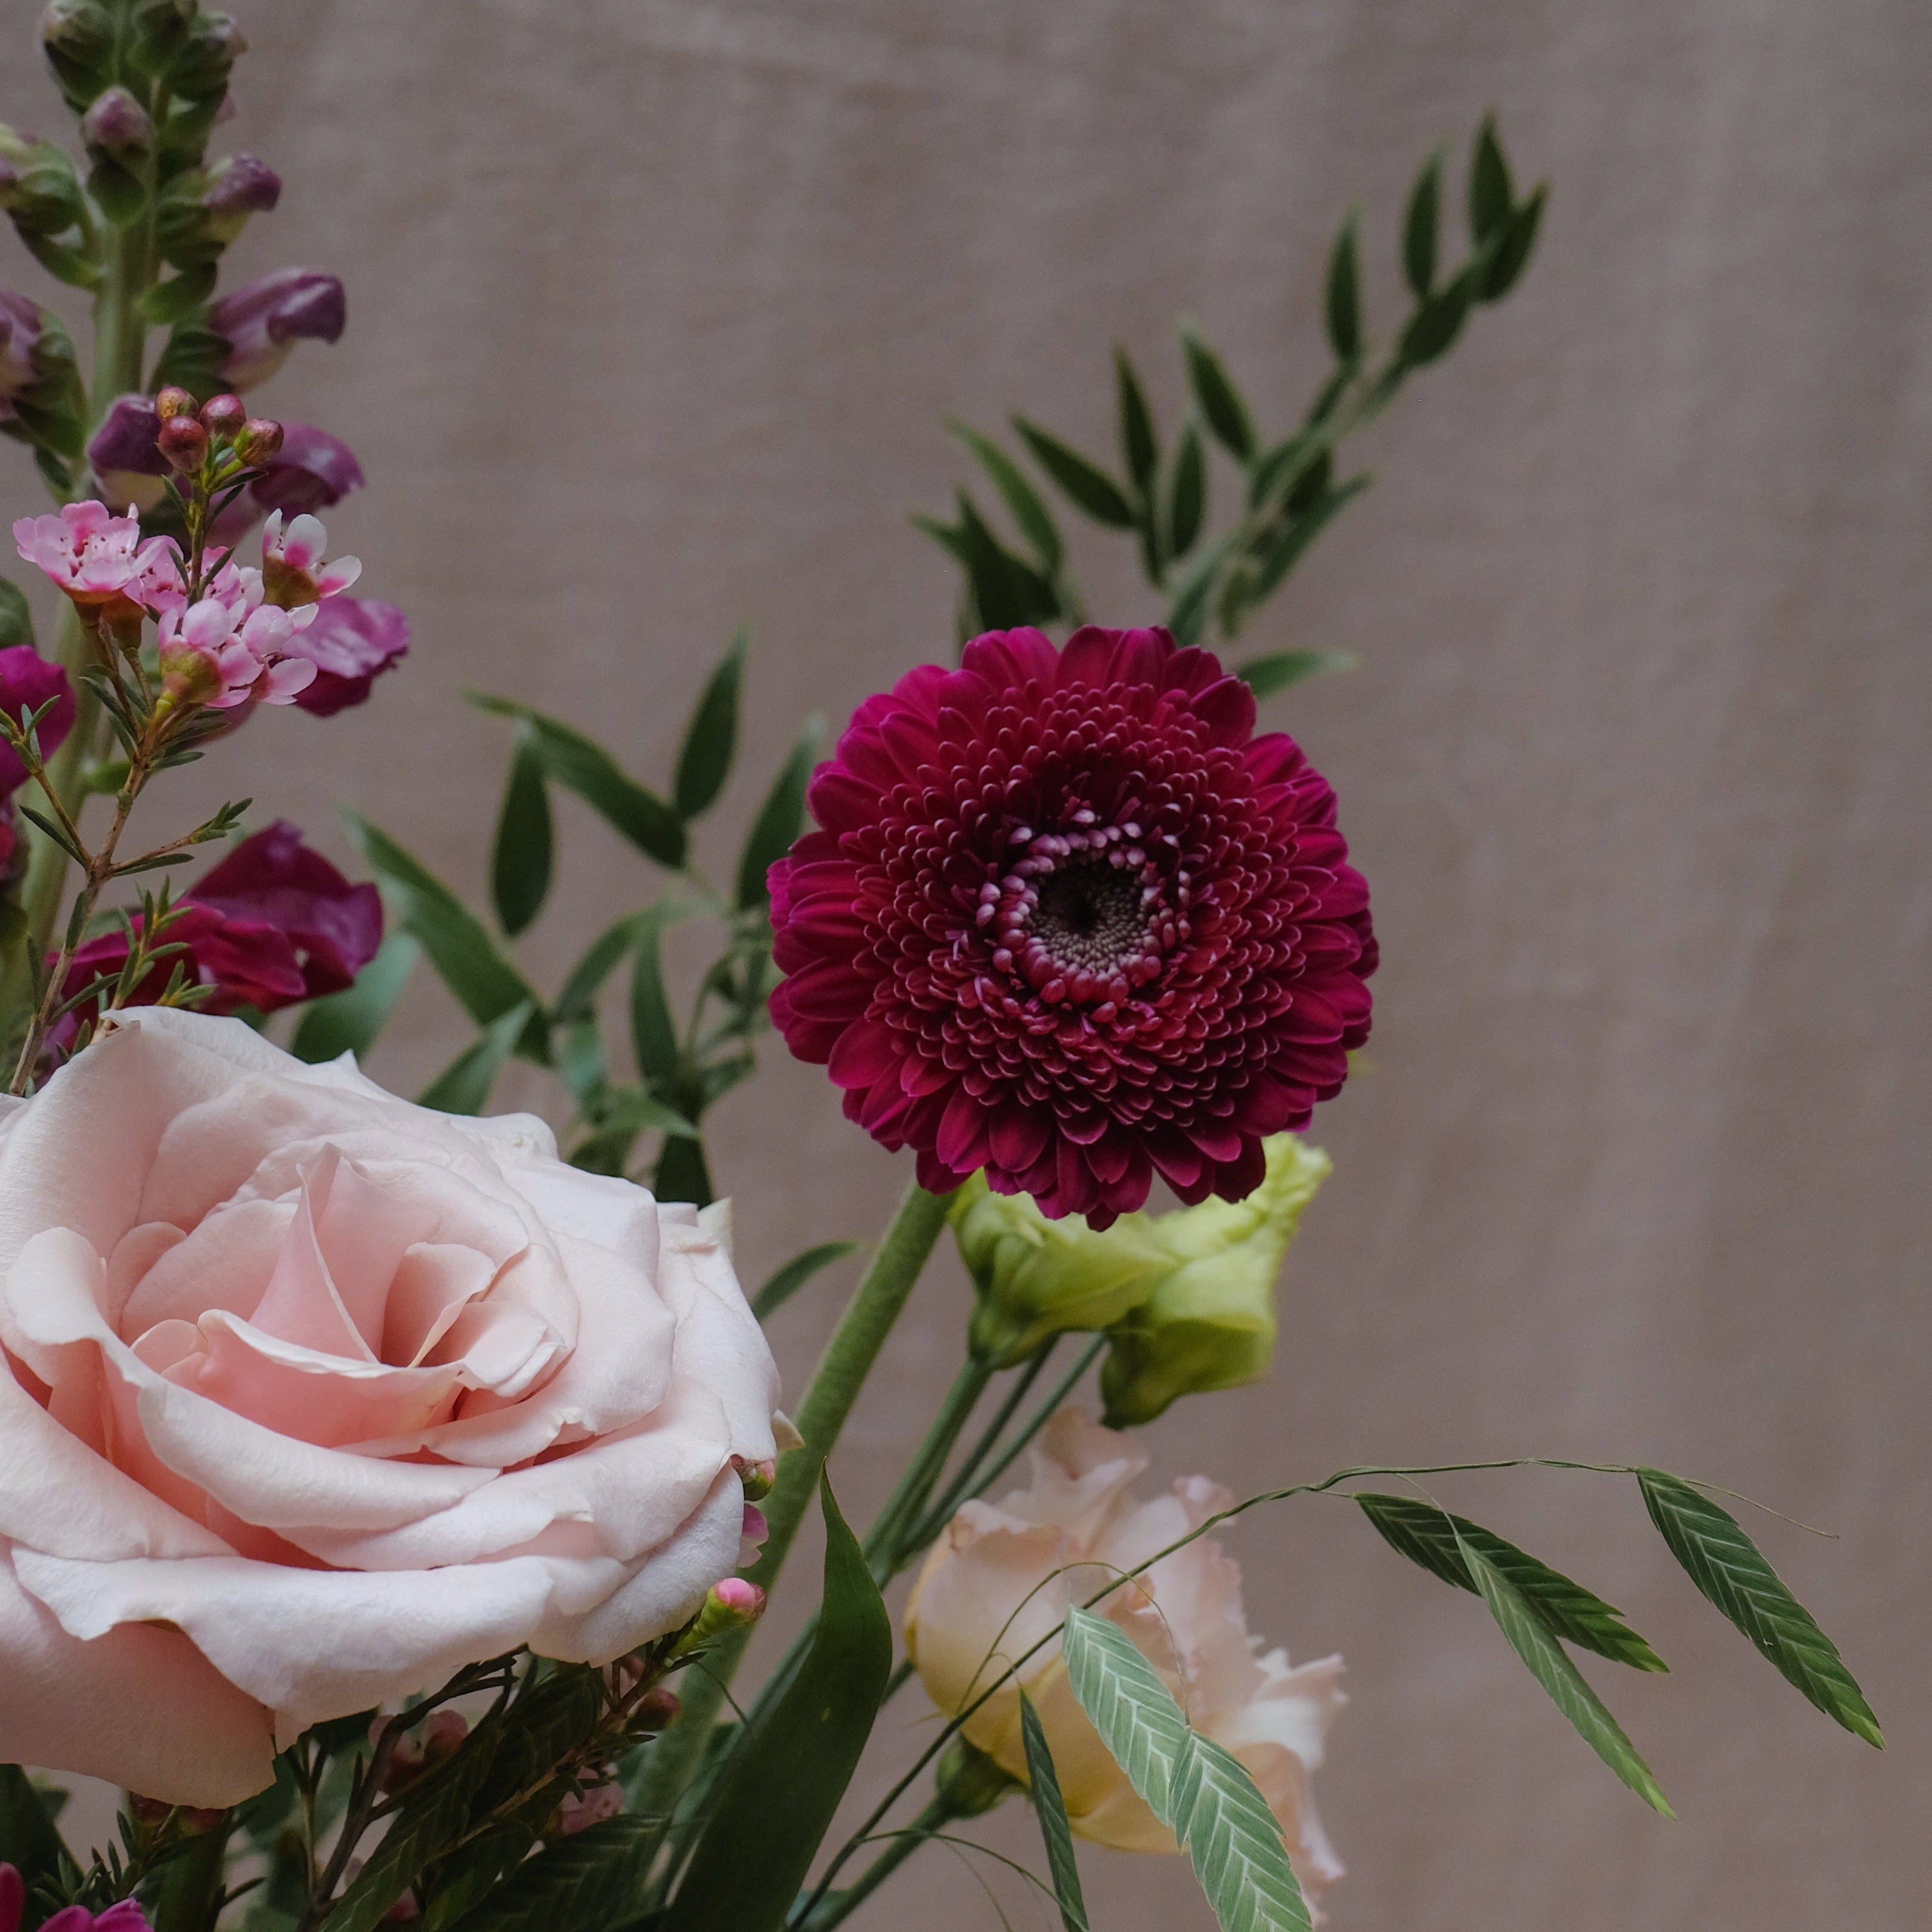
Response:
634,1179,955,1817
798,1795,955,1932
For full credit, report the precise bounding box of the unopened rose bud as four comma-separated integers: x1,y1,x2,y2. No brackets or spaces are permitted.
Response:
199,391,245,437
156,413,208,473
154,384,196,420
80,86,153,156
234,417,282,464
733,1455,776,1501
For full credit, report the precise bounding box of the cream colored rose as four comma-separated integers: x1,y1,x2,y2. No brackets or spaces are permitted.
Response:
905,1410,1345,1909
0,1010,779,1806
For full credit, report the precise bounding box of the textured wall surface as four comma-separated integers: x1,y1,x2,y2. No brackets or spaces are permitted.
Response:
3,1,1925,1925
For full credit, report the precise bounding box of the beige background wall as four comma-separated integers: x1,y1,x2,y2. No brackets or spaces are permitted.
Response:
4,1,1927,1925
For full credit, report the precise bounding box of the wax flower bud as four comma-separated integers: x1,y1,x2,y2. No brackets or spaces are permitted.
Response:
952,1172,1171,1368
235,417,283,465
373,1709,469,1794
733,1454,776,1501
80,85,153,156
155,385,196,419
550,1780,624,1838
200,391,246,438
157,412,208,474
1098,1135,1332,1428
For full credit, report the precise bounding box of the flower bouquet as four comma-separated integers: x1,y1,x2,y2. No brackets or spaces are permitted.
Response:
0,8,1881,1932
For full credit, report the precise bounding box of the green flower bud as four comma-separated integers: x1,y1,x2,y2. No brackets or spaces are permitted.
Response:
1098,1135,1332,1428
934,1736,1021,1819
953,1172,1171,1368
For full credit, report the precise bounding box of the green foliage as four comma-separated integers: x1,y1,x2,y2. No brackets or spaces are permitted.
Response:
662,1479,891,1932
1637,1470,1883,1746
0,577,35,648
417,998,537,1116
1018,1693,1090,1932
674,630,747,819
0,1766,70,1927
1355,1493,1665,1671
291,933,419,1065
752,1239,861,1320
440,1818,656,1932
490,726,553,937
735,714,823,910
1233,649,1354,697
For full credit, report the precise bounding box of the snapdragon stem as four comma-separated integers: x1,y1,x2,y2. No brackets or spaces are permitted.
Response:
634,1179,955,1817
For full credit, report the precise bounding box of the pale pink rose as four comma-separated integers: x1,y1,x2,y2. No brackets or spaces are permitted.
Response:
0,1008,779,1806
905,1410,1346,1913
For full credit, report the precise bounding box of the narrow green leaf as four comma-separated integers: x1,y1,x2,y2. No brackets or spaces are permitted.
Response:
1456,1533,1674,1816
344,813,543,1049
1355,1493,1665,1671
597,1086,699,1137
1020,1693,1091,1932
948,419,1064,571
1402,150,1443,299
447,1816,656,1932
490,724,553,937
1638,1470,1882,1746
1165,535,1234,649
1114,346,1160,505
661,1478,892,1932
948,491,1061,630
1179,329,1255,464
417,999,536,1116
1324,218,1362,364
751,1239,860,1320
0,577,34,649
1061,1607,1192,1829
17,804,87,868
628,911,679,1085
137,262,216,325
1476,184,1546,302
1398,279,1471,368
1012,417,1138,528
1234,650,1357,699
0,1766,70,1922
291,931,420,1065
1468,113,1513,242
1167,422,1206,561
674,629,746,819
736,715,824,909
465,695,686,869
1247,475,1374,603
1171,1732,1311,1932
654,1132,715,1207
555,914,645,1021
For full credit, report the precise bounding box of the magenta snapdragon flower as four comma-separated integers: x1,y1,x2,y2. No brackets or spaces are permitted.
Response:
282,596,408,715
0,1865,149,1932
769,626,1375,1225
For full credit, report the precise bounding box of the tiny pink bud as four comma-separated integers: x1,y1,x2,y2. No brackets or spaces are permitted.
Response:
80,86,154,157
733,1455,776,1501
235,417,283,464
154,385,197,421
712,1576,765,1618
741,1503,769,1542
552,1781,623,1838
199,391,246,436
156,414,208,474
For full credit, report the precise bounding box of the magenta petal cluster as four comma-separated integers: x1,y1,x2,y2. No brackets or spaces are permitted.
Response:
284,596,408,715
769,626,1375,1225
0,643,76,797
1,1867,149,1932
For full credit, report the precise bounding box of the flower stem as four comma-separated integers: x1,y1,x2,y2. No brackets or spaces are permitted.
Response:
634,1179,955,1817
796,1794,956,1932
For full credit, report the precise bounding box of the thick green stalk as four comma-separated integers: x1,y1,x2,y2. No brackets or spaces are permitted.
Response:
635,1179,955,1816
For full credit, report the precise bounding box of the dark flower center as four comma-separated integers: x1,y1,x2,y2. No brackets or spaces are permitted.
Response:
1030,863,1146,976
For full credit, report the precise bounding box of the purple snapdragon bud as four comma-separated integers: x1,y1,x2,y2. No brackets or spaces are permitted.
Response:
86,392,171,510
80,85,153,156
0,289,41,413
202,151,280,240
209,267,345,391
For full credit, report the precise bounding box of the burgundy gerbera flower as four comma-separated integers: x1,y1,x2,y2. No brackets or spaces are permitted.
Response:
767,625,1376,1225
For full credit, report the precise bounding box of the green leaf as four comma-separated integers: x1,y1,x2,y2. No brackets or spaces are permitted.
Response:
662,1477,892,1932
947,420,1063,571
654,1132,714,1207
554,914,643,1021
417,999,537,1116
1324,218,1362,364
1165,534,1234,649
1247,475,1374,603
0,577,35,649
1355,1494,1665,1672
1060,1608,1191,1829
1476,184,1546,302
1456,1532,1674,1816
1402,150,1442,298
1171,1733,1311,1932
674,628,746,819
490,724,553,937
751,1239,860,1320
292,932,420,1065
1638,1470,1883,1746
148,1816,232,1932
596,1086,699,1138
1019,1692,1090,1932
344,814,543,1055
1233,649,1357,699
1013,417,1138,528
736,714,823,909
466,696,686,869
0,1766,70,1924
1179,329,1255,464
1468,113,1513,242
628,911,679,1085
1166,422,1206,561
443,1816,657,1932
936,491,1061,630
1398,279,1471,367
1114,346,1160,506
137,262,216,325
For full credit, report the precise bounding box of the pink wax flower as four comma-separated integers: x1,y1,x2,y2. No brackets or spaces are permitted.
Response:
0,1867,150,1932
768,626,1376,1226
13,500,179,619
0,643,76,797
158,584,318,710
52,820,383,1040
260,509,360,608
209,267,346,391
284,596,408,716
209,423,364,546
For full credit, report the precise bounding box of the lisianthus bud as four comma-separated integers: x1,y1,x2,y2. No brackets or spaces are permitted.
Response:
80,86,153,156
200,391,246,437
157,413,208,473
155,384,196,420
952,1173,1171,1368
934,1737,1021,1819
235,417,282,465
1098,1135,1332,1428
201,152,280,240
673,1576,767,1655
209,268,345,391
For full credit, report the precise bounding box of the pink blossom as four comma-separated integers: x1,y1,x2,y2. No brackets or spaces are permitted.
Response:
13,500,179,618
158,582,318,710
552,1781,624,1837
261,509,360,608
